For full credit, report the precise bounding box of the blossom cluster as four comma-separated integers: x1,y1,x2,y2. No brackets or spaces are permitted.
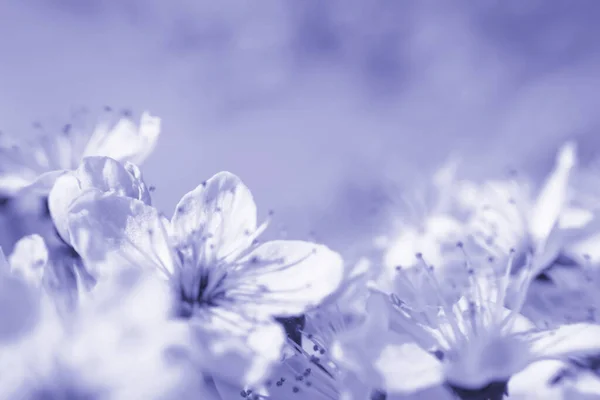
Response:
1,110,600,400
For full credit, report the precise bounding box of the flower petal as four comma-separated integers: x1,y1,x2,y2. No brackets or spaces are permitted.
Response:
530,142,577,250
374,339,444,394
67,191,175,283
523,323,600,361
48,156,150,243
8,234,48,287
171,171,258,262
233,240,344,318
0,141,47,195
188,308,285,388
82,112,161,165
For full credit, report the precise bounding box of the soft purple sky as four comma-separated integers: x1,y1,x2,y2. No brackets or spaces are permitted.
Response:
1,1,600,255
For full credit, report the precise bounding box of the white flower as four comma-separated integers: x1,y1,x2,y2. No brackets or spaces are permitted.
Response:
370,243,600,398
466,141,589,277
0,265,213,400
214,284,376,400
66,171,346,387
48,155,151,244
0,109,160,196
378,159,472,292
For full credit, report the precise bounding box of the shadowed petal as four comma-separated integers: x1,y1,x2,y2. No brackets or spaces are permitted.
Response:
68,191,174,283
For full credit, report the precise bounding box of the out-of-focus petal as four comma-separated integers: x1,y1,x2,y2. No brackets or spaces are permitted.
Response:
82,111,161,166
562,372,600,400
189,308,285,388
331,293,393,388
8,234,48,287
524,323,600,361
233,240,344,318
529,142,577,250
375,340,444,394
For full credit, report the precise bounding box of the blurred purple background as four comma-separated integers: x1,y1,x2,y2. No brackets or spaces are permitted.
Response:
1,0,600,256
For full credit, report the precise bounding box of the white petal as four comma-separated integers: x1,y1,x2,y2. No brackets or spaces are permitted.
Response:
171,171,258,262
560,207,595,230
82,112,161,165
48,157,150,243
524,323,600,361
0,143,46,195
8,234,48,287
374,340,444,394
67,191,175,283
47,173,81,243
189,308,285,387
331,293,399,388
233,240,344,318
563,372,600,400
16,170,67,196
530,142,577,249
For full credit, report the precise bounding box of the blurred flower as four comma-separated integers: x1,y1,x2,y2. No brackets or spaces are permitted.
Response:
376,159,472,291
370,242,600,398
0,263,213,400
66,171,346,388
466,141,590,277
0,109,160,196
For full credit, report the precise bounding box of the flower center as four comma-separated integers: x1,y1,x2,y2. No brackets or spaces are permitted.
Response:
446,380,508,400
175,267,228,319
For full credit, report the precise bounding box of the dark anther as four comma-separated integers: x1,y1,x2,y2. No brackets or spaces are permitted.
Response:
275,315,306,347
446,380,509,400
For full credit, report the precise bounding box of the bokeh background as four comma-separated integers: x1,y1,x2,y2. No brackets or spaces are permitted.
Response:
2,0,600,257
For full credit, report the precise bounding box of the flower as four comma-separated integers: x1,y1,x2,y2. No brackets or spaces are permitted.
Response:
369,242,600,399
0,157,153,311
0,261,213,400
66,171,346,388
47,155,151,245
465,141,595,278
0,109,160,196
377,158,473,292
214,288,376,399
